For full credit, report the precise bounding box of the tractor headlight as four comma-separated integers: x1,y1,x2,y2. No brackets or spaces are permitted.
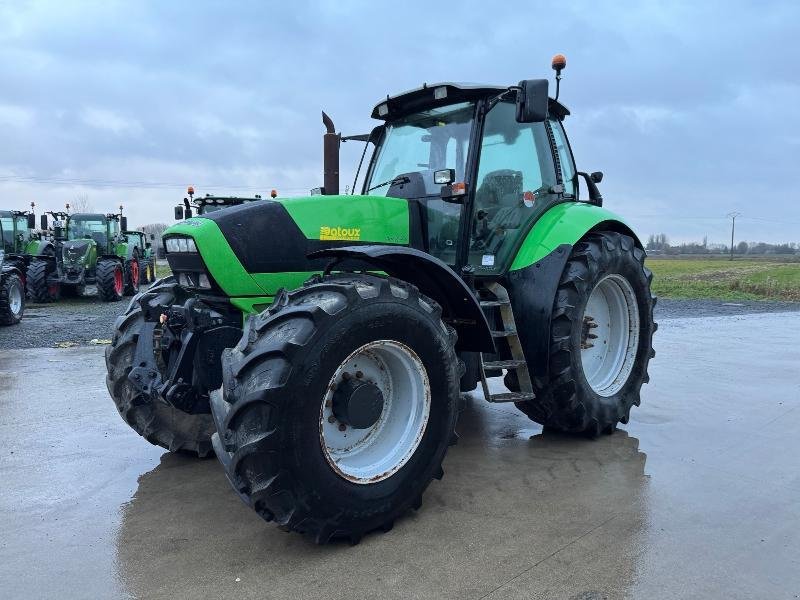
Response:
164,236,197,253
164,235,214,291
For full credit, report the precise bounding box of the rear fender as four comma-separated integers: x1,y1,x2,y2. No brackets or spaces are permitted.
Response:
510,202,641,270
507,202,643,381
309,245,495,353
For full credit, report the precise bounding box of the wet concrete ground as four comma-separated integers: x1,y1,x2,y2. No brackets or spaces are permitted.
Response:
1,312,799,599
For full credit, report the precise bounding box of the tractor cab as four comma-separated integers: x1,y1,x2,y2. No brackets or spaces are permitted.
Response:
66,213,120,250
0,209,37,255
174,187,269,219
354,82,581,274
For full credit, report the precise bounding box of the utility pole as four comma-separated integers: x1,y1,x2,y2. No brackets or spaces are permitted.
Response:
727,212,741,261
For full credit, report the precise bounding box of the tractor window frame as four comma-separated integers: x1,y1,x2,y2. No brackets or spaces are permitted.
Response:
464,100,558,274
548,117,578,199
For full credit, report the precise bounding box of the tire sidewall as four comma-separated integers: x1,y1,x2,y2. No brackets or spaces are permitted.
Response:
570,238,654,417
3,274,25,322
282,298,456,518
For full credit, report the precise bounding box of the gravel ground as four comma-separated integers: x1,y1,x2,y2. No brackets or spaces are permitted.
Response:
0,284,140,350
1,289,799,351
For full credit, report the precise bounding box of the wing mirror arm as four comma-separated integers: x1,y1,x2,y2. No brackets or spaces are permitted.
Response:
576,171,603,206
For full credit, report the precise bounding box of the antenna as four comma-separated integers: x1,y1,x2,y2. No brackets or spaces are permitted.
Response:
552,54,567,101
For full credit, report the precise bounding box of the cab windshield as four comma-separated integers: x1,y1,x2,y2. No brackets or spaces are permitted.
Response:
365,102,475,197
68,215,113,246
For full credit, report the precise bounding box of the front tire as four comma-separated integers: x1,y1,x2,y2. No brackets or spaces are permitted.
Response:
96,259,124,302
0,273,25,325
211,274,460,543
105,279,215,457
514,232,656,436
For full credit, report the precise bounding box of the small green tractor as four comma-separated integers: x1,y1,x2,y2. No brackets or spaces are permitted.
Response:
107,56,656,543
124,230,156,284
174,186,270,220
28,209,141,302
0,208,40,325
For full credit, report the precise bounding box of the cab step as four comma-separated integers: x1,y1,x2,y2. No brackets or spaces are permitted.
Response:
478,282,535,405
482,359,527,369
487,392,536,403
490,329,517,338
479,299,510,308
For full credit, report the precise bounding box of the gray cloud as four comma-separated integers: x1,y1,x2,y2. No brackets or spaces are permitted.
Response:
0,0,798,243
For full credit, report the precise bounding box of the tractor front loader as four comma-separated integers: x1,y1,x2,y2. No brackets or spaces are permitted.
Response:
28,209,141,302
106,55,656,543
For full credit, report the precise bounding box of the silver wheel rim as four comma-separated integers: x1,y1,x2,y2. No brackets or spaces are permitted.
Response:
319,340,430,484
9,282,22,315
580,274,640,397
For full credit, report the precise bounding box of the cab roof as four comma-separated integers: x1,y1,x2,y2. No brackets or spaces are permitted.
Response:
370,82,570,121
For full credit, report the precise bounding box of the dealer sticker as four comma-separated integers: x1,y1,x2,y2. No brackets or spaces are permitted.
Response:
482,254,495,266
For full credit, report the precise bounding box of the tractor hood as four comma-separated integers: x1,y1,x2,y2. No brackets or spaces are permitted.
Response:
162,195,410,298
62,239,95,267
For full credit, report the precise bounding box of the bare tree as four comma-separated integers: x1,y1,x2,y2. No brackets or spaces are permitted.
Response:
70,193,93,213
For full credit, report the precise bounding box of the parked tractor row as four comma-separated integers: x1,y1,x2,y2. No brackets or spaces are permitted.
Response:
0,205,156,325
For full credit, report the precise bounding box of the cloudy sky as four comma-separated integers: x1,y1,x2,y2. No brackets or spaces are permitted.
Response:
1,0,798,244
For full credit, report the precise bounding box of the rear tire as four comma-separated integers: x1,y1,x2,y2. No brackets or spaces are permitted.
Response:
138,259,150,284
211,274,460,543
514,232,656,436
124,255,140,296
97,259,124,302
105,280,214,457
26,259,60,303
0,273,25,325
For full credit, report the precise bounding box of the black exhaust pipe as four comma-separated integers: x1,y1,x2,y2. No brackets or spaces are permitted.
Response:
322,111,340,195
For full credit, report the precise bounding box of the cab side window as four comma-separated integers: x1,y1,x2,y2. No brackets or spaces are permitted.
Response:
469,101,555,271
549,118,576,197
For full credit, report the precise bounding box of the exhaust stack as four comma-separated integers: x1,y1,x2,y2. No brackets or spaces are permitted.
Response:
322,111,340,195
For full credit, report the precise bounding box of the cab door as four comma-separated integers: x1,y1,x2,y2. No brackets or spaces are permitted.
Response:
466,101,558,273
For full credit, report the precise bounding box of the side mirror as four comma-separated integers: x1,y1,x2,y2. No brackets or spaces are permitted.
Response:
27,213,36,229
184,207,192,218
515,79,549,123
40,214,48,230
174,206,184,220
149,233,155,240
577,172,603,207
590,171,603,183
120,216,128,230
54,226,63,239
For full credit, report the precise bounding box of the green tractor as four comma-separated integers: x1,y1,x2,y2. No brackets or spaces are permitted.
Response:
124,229,156,284
0,209,39,325
28,208,141,302
107,56,656,543
174,186,270,220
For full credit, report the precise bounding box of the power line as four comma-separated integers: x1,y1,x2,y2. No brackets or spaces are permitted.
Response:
0,174,310,192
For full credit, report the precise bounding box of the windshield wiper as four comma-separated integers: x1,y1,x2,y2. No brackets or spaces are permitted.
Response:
366,175,410,192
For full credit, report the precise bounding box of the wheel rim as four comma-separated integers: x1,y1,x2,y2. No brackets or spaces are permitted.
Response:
9,282,22,314
131,260,139,287
113,267,123,295
580,274,640,397
319,340,430,484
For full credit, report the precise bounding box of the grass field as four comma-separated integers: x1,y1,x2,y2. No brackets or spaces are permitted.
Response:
156,257,800,302
647,256,800,301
